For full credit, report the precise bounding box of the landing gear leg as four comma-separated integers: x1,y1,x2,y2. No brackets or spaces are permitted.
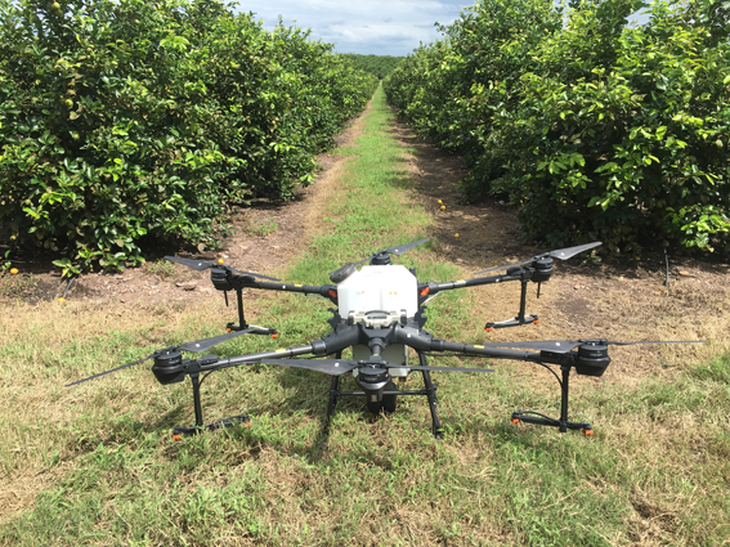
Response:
419,352,443,439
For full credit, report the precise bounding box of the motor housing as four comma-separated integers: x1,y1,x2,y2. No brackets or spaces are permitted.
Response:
152,349,186,385
575,343,611,377
532,257,554,282
210,268,233,292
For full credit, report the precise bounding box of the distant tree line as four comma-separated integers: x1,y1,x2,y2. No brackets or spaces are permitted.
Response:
339,54,404,80
385,0,730,256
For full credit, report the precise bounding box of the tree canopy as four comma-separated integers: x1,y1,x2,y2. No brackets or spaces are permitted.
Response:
0,0,377,272
385,0,730,255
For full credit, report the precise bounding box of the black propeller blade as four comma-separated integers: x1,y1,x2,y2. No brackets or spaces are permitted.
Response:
598,339,708,347
65,353,157,387
259,358,360,376
482,338,706,354
175,329,257,353
165,256,279,281
260,358,494,376
476,241,602,275
482,340,584,354
355,237,430,266
329,238,429,283
368,238,431,261
65,328,256,387
383,363,494,374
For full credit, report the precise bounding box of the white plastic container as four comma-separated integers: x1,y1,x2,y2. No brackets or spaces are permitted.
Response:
337,264,418,318
337,265,418,377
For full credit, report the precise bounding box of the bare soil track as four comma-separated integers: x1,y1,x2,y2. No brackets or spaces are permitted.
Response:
2,100,727,376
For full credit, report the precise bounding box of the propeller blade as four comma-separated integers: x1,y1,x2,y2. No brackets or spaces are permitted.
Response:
601,339,708,347
164,256,279,281
475,258,534,275
354,238,430,266
65,353,155,387
165,255,215,271
481,338,706,354
259,358,360,376
226,266,280,282
382,238,430,256
551,241,603,261
482,340,583,354
178,329,254,353
475,241,602,275
260,358,494,376
404,364,495,374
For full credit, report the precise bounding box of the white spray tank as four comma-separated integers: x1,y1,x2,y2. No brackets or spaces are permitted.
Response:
336,264,418,377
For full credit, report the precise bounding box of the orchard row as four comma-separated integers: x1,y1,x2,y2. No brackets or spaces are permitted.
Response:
0,0,378,271
385,0,730,255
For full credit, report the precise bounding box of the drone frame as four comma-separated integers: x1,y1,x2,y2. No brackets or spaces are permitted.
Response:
146,312,622,441
69,240,704,442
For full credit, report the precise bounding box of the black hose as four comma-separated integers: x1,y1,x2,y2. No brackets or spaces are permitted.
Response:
62,275,76,298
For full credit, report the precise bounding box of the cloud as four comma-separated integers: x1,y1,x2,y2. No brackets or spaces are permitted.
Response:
236,0,472,56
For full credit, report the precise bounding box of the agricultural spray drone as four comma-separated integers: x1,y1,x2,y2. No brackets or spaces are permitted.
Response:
68,239,701,441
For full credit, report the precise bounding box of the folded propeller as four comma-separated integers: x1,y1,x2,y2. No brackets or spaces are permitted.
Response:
329,238,430,283
481,338,705,354
475,241,602,275
65,327,268,387
165,255,279,281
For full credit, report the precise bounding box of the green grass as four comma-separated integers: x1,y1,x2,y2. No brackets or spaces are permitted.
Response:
1,86,729,546
244,217,279,238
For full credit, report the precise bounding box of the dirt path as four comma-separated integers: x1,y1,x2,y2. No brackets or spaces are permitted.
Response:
390,116,726,382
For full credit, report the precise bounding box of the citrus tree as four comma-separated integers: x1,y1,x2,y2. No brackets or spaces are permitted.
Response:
0,0,376,271
385,0,730,255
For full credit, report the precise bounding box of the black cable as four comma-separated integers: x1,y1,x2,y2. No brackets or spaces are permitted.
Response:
534,361,562,387
62,275,76,298
199,370,216,387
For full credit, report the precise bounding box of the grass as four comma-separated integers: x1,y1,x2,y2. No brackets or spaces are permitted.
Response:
0,272,36,299
244,217,278,238
144,259,177,279
1,86,729,546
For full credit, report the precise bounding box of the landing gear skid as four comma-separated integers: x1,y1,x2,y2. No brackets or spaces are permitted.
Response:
511,411,593,436
172,415,251,440
510,364,594,436
171,369,251,440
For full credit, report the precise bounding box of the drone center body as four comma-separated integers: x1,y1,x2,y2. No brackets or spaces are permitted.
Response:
337,264,419,377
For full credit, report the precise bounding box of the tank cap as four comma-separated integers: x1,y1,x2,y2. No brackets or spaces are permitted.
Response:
329,262,357,284
370,253,392,266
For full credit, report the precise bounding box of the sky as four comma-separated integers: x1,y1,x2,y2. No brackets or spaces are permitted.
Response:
235,1,475,57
